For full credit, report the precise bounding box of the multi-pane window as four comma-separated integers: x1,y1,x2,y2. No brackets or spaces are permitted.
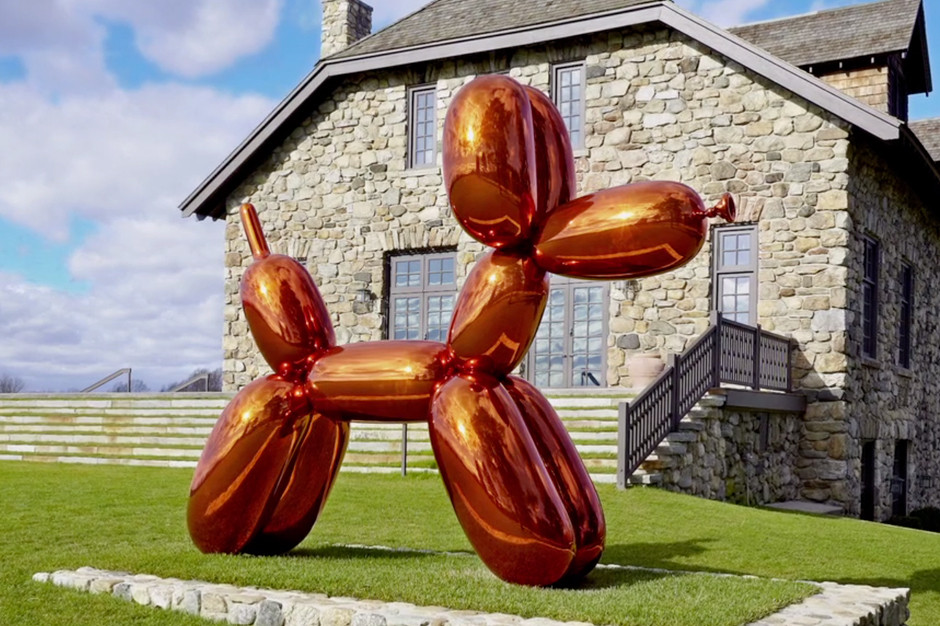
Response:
713,225,758,325
553,63,585,149
862,236,879,359
409,87,436,168
899,262,913,369
389,252,456,342
528,275,607,388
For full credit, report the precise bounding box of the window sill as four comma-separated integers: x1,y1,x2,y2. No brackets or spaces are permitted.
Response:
405,165,440,174
897,366,914,379
861,357,881,369
572,148,589,159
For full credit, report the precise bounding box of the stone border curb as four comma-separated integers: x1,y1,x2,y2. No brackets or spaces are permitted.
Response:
33,566,909,626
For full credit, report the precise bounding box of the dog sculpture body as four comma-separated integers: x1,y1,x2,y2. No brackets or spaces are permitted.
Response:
188,75,734,586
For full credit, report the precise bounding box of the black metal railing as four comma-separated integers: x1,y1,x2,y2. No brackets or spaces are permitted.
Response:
616,312,795,488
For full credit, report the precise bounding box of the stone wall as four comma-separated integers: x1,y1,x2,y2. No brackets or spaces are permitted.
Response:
652,395,803,505
320,0,373,58
841,137,940,519
222,27,853,396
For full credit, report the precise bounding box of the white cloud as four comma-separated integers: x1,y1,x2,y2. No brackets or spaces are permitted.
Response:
0,0,284,93
0,210,230,391
0,82,272,239
0,76,274,392
91,0,285,78
0,230,225,392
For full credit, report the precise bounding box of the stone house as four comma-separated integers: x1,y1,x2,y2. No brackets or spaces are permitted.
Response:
180,0,940,521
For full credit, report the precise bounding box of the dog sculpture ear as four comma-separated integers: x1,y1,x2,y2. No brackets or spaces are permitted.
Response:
523,85,577,228
443,75,538,249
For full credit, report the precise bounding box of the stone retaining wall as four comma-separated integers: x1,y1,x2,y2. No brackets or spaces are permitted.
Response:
650,395,804,506
35,566,911,626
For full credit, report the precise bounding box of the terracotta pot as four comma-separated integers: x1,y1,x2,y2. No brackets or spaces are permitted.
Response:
627,354,664,389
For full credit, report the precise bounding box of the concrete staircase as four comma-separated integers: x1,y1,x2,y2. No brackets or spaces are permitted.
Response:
0,390,632,484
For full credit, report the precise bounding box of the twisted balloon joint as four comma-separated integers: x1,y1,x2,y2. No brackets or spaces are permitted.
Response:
187,74,734,587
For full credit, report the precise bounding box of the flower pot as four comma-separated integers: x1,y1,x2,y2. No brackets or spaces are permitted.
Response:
627,354,664,389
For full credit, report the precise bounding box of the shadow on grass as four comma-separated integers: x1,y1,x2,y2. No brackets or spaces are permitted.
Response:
283,545,678,591
286,544,466,560
558,566,674,591
835,567,940,595
602,539,730,574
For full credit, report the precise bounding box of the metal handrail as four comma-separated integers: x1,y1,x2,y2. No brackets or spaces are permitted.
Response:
168,373,210,393
81,368,132,393
580,370,601,386
616,312,796,488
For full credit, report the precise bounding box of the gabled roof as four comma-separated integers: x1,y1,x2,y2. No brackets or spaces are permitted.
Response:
729,0,931,94
180,0,914,219
331,0,654,59
910,118,940,161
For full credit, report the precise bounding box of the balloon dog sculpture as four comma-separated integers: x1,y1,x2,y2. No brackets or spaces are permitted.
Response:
188,74,735,586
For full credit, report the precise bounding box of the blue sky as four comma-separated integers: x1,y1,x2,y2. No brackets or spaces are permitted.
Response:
0,0,938,391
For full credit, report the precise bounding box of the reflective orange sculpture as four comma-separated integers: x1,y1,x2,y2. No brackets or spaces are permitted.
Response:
188,74,734,586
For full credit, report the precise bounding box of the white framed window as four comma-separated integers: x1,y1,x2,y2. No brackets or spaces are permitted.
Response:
713,224,758,325
552,63,585,149
388,251,456,342
408,86,437,169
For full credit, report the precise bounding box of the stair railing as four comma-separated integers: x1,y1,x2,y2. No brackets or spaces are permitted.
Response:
168,373,210,393
81,368,132,393
616,312,795,488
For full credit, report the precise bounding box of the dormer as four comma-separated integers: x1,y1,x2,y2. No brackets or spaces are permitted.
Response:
731,0,931,122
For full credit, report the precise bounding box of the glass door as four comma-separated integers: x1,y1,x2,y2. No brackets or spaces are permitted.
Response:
527,275,607,388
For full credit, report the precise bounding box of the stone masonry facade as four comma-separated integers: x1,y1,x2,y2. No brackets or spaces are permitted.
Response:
221,23,938,519
651,395,803,505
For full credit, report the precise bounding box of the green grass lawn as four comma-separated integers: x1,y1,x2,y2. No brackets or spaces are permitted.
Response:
0,461,936,625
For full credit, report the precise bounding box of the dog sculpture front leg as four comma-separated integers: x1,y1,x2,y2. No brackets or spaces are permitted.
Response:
429,372,576,586
504,376,605,581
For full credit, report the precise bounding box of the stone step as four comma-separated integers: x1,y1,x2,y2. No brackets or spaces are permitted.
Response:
554,409,620,420
558,424,618,435
0,454,199,468
0,397,229,410
0,423,215,436
546,396,632,409
0,443,202,458
0,415,219,426
628,469,663,486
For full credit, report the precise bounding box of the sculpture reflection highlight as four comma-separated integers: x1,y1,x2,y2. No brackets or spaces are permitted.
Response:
189,74,734,586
